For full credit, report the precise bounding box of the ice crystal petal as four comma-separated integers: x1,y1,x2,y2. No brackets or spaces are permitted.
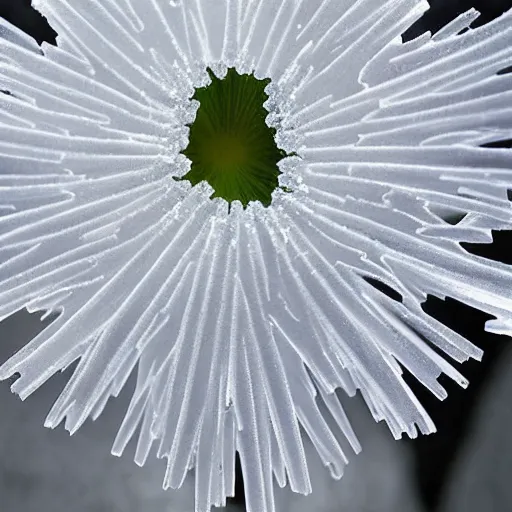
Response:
0,2,511,512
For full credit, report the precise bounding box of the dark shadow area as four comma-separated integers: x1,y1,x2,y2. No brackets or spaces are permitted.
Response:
442,212,468,226
481,139,512,149
227,454,245,509
0,0,56,45
363,277,403,302
404,296,509,510
461,230,512,265
404,0,512,41
498,65,512,75
403,1,512,509
0,308,56,362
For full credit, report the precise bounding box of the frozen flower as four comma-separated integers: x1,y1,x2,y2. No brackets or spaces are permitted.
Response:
0,1,511,511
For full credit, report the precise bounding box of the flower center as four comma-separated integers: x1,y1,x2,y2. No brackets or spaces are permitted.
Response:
180,68,289,208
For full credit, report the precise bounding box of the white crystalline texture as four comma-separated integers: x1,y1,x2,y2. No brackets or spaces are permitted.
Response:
0,1,511,511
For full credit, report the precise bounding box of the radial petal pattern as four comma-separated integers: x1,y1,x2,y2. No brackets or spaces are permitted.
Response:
0,1,511,511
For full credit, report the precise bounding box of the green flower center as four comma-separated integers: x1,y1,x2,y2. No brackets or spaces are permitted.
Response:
180,68,289,208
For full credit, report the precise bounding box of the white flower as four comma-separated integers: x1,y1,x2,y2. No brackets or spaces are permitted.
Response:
0,1,511,511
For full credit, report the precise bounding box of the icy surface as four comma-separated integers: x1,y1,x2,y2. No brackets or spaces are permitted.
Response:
0,1,511,512
0,310,205,512
0,311,425,512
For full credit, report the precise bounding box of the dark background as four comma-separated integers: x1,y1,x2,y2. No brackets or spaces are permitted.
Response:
0,1,511,511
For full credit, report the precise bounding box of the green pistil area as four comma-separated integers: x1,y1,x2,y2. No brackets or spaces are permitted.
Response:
180,68,289,208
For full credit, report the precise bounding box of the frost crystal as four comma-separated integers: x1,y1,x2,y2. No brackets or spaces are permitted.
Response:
0,1,511,511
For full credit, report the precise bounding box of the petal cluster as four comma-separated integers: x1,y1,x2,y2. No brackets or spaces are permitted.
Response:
0,2,511,512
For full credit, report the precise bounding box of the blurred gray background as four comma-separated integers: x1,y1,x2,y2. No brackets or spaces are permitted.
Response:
1,1,512,511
